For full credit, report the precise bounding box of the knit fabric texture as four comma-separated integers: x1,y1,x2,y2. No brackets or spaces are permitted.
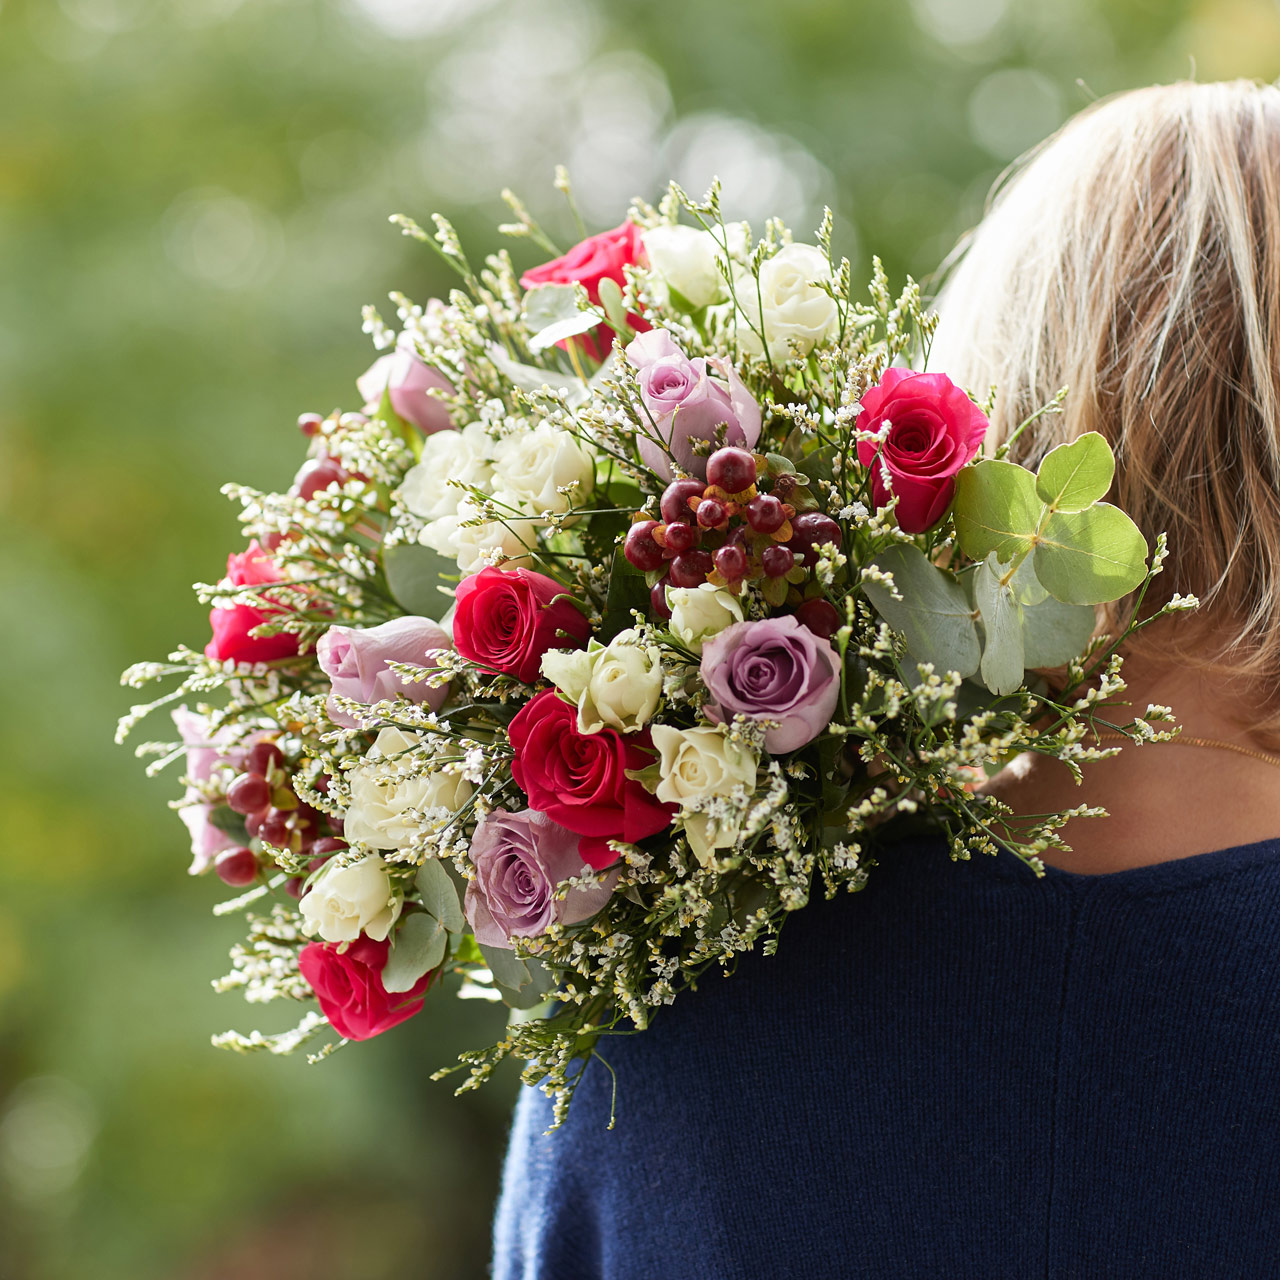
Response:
491,835,1280,1279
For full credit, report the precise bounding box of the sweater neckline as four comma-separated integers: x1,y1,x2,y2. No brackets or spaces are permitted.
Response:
980,835,1280,893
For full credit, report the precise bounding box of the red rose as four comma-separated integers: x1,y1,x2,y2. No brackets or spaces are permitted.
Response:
205,540,302,665
508,690,673,869
855,369,989,533
298,935,434,1041
453,566,590,684
519,220,651,361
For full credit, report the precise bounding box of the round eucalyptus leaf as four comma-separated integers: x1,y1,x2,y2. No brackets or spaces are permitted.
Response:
382,912,447,994
1035,432,1115,513
973,556,1025,696
1034,503,1149,605
952,459,1043,562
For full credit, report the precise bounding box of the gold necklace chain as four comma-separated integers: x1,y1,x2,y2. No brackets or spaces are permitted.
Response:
1094,732,1280,771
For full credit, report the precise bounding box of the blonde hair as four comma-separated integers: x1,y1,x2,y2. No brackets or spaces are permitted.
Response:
932,80,1280,742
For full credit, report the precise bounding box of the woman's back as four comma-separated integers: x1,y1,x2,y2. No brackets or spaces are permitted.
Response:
494,836,1280,1278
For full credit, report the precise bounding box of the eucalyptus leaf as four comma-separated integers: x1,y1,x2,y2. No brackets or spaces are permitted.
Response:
1033,503,1149,605
415,857,465,935
1035,432,1115,513
862,544,981,679
523,283,600,353
952,460,1043,563
478,942,548,1010
596,277,633,338
382,912,447,994
383,542,456,619
1021,593,1098,668
973,556,1025,696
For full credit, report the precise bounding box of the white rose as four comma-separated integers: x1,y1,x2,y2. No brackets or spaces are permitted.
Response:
344,727,474,851
400,423,495,520
540,629,663,734
642,223,751,311
735,243,840,365
666,583,745,654
300,853,401,943
492,422,594,518
418,497,538,575
650,725,759,865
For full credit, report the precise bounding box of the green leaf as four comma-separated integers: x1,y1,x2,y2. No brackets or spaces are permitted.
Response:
1021,592,1098,668
601,547,650,640
382,912,447,993
1035,432,1115,513
862,544,981,679
973,555,1025,696
952,460,1043,562
207,805,248,842
523,283,599,353
596,277,634,340
477,942,553,1010
415,857,465,935
382,542,456,619
1033,503,1149,605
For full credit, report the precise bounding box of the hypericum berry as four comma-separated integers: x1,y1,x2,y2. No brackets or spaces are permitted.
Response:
297,412,324,437
663,521,698,554
789,511,842,555
246,741,285,777
284,876,305,899
293,456,346,501
745,493,787,534
310,836,348,858
259,809,293,848
624,520,666,571
714,544,748,581
669,549,714,588
761,544,795,577
660,479,706,525
706,447,757,494
696,498,728,529
650,576,673,619
226,772,270,816
772,473,798,500
214,847,259,887
794,597,841,639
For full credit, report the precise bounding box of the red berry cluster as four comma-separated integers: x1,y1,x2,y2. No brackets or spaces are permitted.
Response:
216,740,345,891
624,447,845,622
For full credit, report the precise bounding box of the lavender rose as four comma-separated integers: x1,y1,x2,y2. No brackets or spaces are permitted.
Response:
700,615,841,753
464,808,615,949
357,347,454,435
316,617,451,730
624,329,761,480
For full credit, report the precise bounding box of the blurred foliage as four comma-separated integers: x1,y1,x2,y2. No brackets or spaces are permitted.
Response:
0,0,1275,1275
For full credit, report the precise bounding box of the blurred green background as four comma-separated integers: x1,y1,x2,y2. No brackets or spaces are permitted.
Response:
1,0,1275,1274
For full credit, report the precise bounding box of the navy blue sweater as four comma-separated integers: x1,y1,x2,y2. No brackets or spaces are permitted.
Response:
492,835,1280,1278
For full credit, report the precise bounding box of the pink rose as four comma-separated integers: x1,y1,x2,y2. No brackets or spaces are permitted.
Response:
299,935,434,1041
855,369,989,533
316,617,452,729
205,541,302,666
624,330,762,480
508,691,674,869
452,566,590,685
701,615,841,753
520,220,651,361
464,808,615,948
357,348,454,435
171,708,269,873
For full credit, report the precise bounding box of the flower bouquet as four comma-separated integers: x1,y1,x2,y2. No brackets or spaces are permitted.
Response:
119,177,1193,1124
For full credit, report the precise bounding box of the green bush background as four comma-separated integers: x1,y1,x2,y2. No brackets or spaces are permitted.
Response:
0,0,1271,1274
